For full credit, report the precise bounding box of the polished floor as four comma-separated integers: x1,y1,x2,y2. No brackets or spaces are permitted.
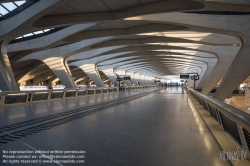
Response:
0,89,146,126
227,96,250,114
0,88,230,166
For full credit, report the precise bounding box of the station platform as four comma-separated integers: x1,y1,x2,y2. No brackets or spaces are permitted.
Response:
0,87,230,166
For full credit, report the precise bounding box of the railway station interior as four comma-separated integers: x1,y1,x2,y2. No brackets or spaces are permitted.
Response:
0,0,250,166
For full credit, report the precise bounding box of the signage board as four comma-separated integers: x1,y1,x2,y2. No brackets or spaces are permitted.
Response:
116,78,123,81
76,85,87,88
180,75,189,79
52,85,65,89
190,75,199,80
20,86,48,91
123,76,131,80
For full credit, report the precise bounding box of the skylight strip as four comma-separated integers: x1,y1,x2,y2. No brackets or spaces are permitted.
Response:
0,4,10,12
0,5,9,15
14,1,26,6
15,28,54,39
23,33,33,37
0,1,27,16
43,29,51,32
2,2,17,12
33,31,44,35
12,2,19,7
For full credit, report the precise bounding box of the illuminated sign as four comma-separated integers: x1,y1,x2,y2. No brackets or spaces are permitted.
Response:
116,78,123,81
52,85,65,89
123,76,131,80
180,75,190,79
20,86,48,91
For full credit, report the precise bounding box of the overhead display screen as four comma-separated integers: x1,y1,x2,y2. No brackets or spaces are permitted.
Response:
116,78,123,81
123,77,131,80
180,75,190,79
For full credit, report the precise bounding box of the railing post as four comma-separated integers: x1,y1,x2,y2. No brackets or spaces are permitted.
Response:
63,90,66,98
237,124,249,151
25,93,29,103
1,94,5,105
30,92,34,102
206,103,210,113
216,109,223,125
47,91,51,100
76,89,79,97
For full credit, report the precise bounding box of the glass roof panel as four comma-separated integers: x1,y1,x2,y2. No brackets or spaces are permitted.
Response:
2,2,17,12
0,1,27,16
0,6,9,15
14,1,26,6
33,31,44,35
43,29,50,32
15,29,54,39
23,33,33,37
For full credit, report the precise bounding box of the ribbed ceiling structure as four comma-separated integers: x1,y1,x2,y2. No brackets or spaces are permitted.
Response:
0,0,250,100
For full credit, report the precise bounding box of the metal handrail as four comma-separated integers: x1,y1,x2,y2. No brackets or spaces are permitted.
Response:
0,85,157,106
0,87,114,95
0,87,119,106
186,87,250,151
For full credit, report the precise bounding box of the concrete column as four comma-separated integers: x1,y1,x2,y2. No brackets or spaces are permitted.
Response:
43,57,76,88
79,64,103,87
101,68,117,85
0,41,19,91
18,37,113,88
215,46,250,101
201,47,239,94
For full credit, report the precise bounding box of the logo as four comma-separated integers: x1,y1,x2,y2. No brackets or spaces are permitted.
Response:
220,147,248,165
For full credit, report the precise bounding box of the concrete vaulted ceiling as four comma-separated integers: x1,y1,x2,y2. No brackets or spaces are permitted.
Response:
0,0,250,100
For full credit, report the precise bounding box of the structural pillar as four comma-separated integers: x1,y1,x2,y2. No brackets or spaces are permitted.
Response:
0,41,19,91
43,57,76,88
79,64,103,87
